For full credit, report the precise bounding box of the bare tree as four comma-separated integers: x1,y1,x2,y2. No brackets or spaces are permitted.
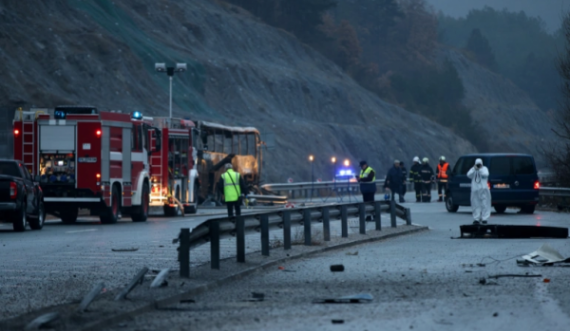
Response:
546,14,570,186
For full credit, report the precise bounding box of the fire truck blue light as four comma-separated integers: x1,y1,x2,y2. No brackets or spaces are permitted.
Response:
132,111,143,119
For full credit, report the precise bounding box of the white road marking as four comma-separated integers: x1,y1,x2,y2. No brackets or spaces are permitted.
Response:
65,229,97,234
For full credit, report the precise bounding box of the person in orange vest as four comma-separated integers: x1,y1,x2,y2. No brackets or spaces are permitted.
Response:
436,156,450,202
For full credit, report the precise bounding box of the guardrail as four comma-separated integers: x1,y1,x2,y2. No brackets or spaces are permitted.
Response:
540,187,570,197
176,200,411,277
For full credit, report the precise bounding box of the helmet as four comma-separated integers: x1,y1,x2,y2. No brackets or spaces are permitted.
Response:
440,156,446,161
394,159,400,164
422,157,429,163
413,156,420,163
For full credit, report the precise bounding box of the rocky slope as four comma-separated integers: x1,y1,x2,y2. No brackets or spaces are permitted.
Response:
1,0,478,182
438,47,557,167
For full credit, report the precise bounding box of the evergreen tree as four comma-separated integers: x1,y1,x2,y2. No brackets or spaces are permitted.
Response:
465,28,498,71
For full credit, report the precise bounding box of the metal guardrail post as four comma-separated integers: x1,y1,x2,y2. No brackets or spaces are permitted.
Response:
359,203,366,235
261,214,269,256
341,205,348,238
304,209,312,246
390,200,397,228
236,216,245,262
179,228,190,278
322,207,331,241
283,210,291,250
210,220,220,269
405,208,412,226
374,202,382,231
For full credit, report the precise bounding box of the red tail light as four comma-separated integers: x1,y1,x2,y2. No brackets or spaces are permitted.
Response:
96,173,101,179
534,181,540,189
14,129,20,136
9,182,17,199
96,129,102,137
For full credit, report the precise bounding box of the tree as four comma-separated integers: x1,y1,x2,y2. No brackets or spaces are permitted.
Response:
465,28,498,71
546,15,570,186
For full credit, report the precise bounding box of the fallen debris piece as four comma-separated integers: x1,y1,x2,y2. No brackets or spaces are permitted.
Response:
332,320,345,324
150,268,170,288
488,274,542,279
25,312,60,330
346,251,359,256
180,299,196,304
330,264,345,272
77,282,105,312
314,293,373,304
111,247,139,252
115,267,149,301
517,244,570,266
245,292,265,302
460,224,568,239
493,312,498,317
543,278,551,283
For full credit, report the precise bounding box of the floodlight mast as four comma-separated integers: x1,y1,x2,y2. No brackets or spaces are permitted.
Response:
155,62,187,119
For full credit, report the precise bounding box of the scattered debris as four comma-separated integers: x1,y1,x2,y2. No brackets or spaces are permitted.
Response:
493,312,498,317
465,270,473,273
314,293,373,304
180,299,196,304
460,224,569,239
330,264,345,272
25,312,60,330
77,282,105,312
517,244,570,266
478,278,498,286
544,278,551,283
477,263,486,267
115,267,149,301
243,292,265,302
332,319,344,324
277,266,296,272
346,251,359,256
488,274,542,279
150,268,170,288
111,247,139,252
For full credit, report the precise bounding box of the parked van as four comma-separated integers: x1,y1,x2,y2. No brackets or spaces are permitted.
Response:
446,154,540,214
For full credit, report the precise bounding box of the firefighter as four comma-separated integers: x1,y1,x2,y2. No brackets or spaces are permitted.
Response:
436,156,450,202
217,163,248,217
409,156,422,202
357,160,376,202
420,157,434,202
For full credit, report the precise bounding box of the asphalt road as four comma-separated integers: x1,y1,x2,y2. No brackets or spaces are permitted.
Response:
100,202,570,331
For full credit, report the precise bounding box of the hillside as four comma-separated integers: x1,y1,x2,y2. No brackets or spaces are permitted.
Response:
438,47,557,166
0,0,478,181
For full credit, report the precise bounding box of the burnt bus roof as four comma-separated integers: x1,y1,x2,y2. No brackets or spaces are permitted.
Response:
198,120,260,134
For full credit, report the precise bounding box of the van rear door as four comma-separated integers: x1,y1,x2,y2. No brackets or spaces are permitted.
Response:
512,156,539,202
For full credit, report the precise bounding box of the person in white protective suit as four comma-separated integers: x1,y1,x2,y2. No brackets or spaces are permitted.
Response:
467,158,491,224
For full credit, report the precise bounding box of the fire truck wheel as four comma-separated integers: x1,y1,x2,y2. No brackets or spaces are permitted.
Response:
61,208,78,224
184,184,199,214
100,186,120,224
131,182,149,222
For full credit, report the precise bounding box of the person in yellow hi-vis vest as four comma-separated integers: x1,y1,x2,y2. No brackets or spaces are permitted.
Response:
217,163,248,217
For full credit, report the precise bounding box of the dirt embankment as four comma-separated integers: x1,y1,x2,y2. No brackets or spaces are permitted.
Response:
1,0,478,181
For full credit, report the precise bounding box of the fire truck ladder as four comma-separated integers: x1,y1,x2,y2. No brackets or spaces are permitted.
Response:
21,118,35,174
150,153,165,204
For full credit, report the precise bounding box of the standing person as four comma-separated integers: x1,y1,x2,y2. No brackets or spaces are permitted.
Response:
467,158,491,225
385,160,405,203
420,157,434,202
409,156,422,202
400,161,408,197
436,156,450,202
217,163,248,217
357,160,376,202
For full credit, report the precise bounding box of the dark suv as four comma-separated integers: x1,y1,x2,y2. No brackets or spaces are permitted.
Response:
445,154,539,214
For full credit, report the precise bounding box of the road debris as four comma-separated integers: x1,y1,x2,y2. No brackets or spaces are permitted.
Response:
180,299,196,303
332,319,345,324
244,292,265,302
488,274,542,279
77,282,105,312
314,293,373,304
543,278,551,283
111,247,139,252
346,251,359,256
25,312,60,330
517,244,570,266
330,264,345,272
115,267,149,301
150,268,170,288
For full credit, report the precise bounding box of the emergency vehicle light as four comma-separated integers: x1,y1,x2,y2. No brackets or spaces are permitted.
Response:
96,173,101,179
96,129,102,137
13,129,19,136
132,111,143,120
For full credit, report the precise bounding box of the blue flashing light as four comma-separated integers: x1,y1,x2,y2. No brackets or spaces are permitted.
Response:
339,170,346,176
132,111,143,120
346,169,353,175
54,110,66,119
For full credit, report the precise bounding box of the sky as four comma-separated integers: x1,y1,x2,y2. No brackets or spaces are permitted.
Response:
426,0,570,33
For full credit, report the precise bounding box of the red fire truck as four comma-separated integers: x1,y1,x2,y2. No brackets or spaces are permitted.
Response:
139,115,199,216
13,106,157,224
